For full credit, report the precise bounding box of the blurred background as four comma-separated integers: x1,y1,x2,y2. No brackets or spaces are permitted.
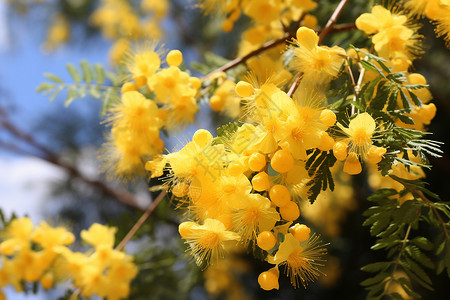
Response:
0,0,449,299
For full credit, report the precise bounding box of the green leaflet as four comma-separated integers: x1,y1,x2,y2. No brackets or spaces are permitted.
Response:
36,61,121,116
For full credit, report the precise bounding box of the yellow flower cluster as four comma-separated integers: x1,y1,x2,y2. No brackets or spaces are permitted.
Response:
90,0,169,63
42,13,70,52
333,113,386,175
102,49,201,179
356,5,422,70
147,77,338,288
198,0,317,34
0,218,137,300
402,0,450,46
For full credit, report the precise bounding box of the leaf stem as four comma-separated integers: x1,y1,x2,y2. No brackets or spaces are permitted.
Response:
351,59,366,115
383,224,412,295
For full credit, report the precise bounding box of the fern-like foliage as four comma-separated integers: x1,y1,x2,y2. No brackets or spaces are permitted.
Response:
305,149,336,204
362,182,450,299
36,60,123,115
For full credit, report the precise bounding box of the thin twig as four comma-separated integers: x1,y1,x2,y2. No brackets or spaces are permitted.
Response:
70,190,166,299
327,22,356,34
115,190,167,251
287,72,303,97
318,0,349,45
0,108,142,210
201,35,290,81
350,57,367,115
410,188,449,238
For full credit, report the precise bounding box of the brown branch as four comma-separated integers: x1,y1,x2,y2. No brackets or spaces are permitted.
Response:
287,72,303,97
318,0,350,45
0,108,142,210
201,34,290,82
328,22,357,34
115,189,167,251
200,19,354,86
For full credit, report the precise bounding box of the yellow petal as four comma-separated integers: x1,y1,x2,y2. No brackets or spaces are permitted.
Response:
355,13,379,34
296,27,319,50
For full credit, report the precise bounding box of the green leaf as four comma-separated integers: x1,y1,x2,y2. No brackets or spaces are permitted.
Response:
403,84,428,90
399,88,412,110
94,63,105,84
361,272,389,286
101,88,115,116
361,262,392,273
403,266,434,291
405,245,434,269
387,86,399,111
403,257,432,285
66,63,82,83
49,86,63,102
408,90,422,106
411,237,433,251
44,73,64,84
88,86,102,99
369,81,389,110
65,86,78,107
370,216,391,236
360,60,387,79
36,82,55,93
80,60,93,84
390,293,404,300
350,46,388,63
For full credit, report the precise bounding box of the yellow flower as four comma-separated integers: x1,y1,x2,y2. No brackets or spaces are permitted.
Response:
218,173,252,209
180,219,240,265
243,0,283,25
247,55,293,86
278,105,324,160
268,233,327,288
232,194,280,245
42,14,70,52
109,38,130,65
340,112,377,156
209,80,241,118
141,0,169,18
32,221,75,250
124,42,162,86
166,129,224,182
291,27,346,84
355,6,422,62
0,217,33,255
403,0,434,17
81,223,117,249
433,5,450,47
101,91,164,180
149,66,199,128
